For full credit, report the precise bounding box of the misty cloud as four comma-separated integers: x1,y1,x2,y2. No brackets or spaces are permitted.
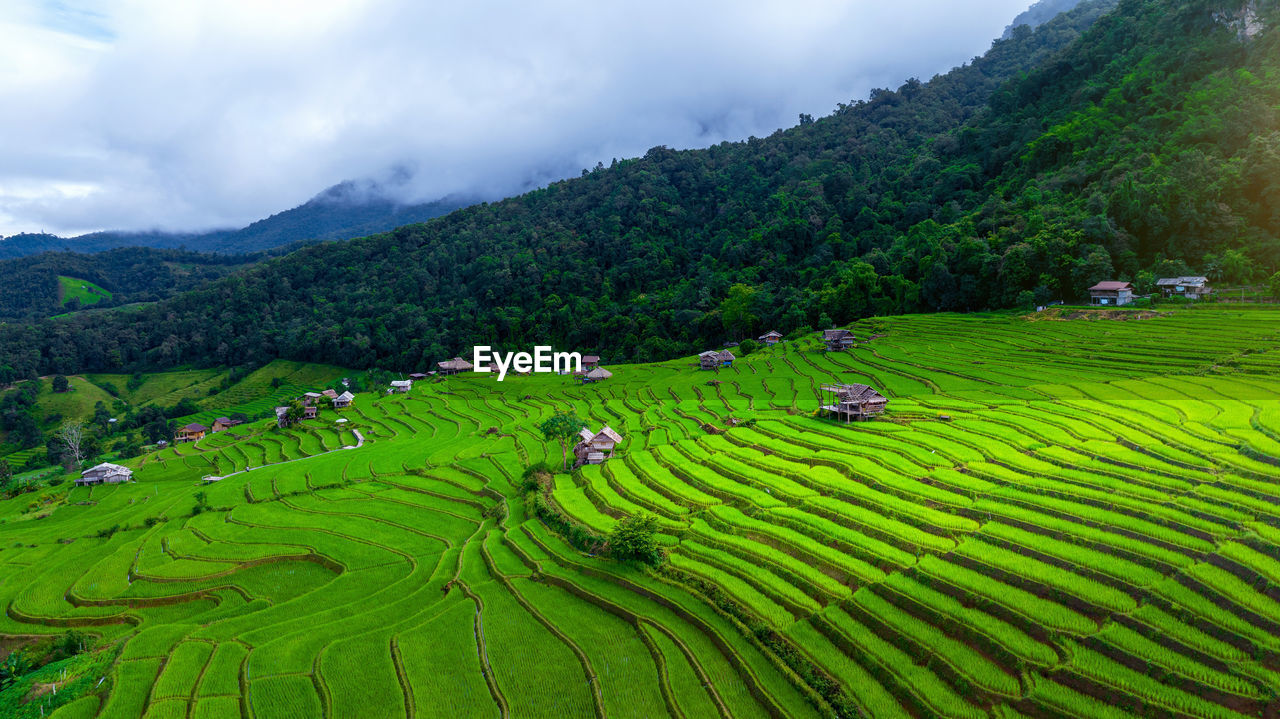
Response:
0,0,1031,237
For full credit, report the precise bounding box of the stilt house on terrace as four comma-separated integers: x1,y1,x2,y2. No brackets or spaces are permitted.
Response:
175,423,207,443
820,384,888,422
698,351,721,370
717,349,735,367
574,426,623,465
437,357,473,375
581,355,601,370
758,330,783,345
77,462,133,486
1156,276,1211,299
1088,281,1134,306
823,329,857,351
332,391,355,409
389,379,413,393
409,373,429,381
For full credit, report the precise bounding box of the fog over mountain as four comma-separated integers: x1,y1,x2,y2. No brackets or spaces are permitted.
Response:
0,0,1033,239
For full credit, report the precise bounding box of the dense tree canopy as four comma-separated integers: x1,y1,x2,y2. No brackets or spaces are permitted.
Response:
0,0,1276,378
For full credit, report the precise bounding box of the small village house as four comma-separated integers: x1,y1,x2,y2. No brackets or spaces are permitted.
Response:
437,357,474,375
758,330,783,345
303,404,318,419
390,379,413,393
573,426,624,465
332,391,355,409
698,350,721,370
1156,276,1211,299
175,423,208,443
409,373,429,381
823,329,857,351
717,349,735,367
300,393,320,419
77,462,133,486
1088,281,1134,306
322,389,339,399
820,384,888,422
581,355,601,370
211,417,244,433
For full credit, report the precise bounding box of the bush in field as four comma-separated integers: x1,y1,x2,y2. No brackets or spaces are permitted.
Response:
605,514,664,566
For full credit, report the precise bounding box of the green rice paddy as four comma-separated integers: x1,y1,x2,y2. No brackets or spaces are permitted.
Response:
4,305,1280,718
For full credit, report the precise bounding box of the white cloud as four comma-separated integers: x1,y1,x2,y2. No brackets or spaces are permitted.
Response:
0,0,1032,237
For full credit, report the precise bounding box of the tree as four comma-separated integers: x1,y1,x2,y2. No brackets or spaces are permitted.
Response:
537,410,586,471
1269,271,1280,302
1220,249,1252,285
56,420,86,468
0,459,11,491
51,374,69,393
719,284,759,338
606,514,664,565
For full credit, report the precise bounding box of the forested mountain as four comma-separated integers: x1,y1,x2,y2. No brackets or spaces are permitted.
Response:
2,0,1276,378
1004,0,1089,37
0,184,471,259
0,248,266,321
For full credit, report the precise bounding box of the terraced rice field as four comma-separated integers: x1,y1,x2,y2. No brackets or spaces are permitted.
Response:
6,306,1280,718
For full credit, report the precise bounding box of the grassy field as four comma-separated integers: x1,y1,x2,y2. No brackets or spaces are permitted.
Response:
83,369,227,407
57,276,112,307
3,305,1280,718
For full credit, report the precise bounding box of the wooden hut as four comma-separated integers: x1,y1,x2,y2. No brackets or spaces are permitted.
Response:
322,389,339,399
820,384,888,422
332,391,354,409
698,350,721,370
437,357,473,375
1156,276,1211,299
573,426,624,465
175,423,208,443
409,373,429,381
211,417,243,433
717,349,735,367
822,329,856,351
1087,281,1134,306
582,367,613,383
581,355,601,370
77,462,132,486
758,330,783,345
390,380,413,393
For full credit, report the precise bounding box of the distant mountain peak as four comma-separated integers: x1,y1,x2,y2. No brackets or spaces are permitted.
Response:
1003,0,1087,38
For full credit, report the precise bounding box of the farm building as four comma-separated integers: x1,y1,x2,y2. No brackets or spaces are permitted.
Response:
390,380,413,393
175,423,208,443
1157,276,1211,299
581,355,601,370
409,373,429,380
574,426,624,465
758,330,783,345
717,349,735,367
437,357,473,375
582,367,613,383
302,404,318,419
698,351,721,370
1088,281,1134,306
211,417,243,433
303,392,322,401
333,391,354,409
823,329,857,351
820,383,889,422
322,389,339,399
76,462,132,486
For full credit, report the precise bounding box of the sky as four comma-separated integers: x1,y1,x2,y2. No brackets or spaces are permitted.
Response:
0,0,1033,238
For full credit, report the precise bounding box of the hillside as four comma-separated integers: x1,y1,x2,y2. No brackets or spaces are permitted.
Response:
0,248,262,321
3,0,1279,377
0,183,471,259
2,307,1280,718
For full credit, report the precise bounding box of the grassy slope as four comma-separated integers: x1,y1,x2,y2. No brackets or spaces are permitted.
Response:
56,276,112,307
1,306,1279,718
83,369,226,407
